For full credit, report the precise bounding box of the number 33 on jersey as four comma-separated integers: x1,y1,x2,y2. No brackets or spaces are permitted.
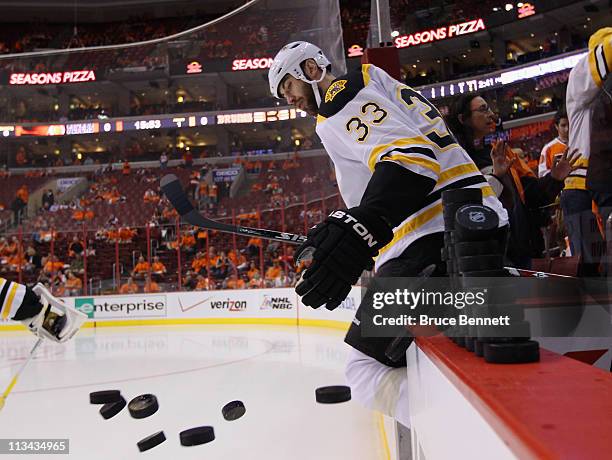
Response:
315,64,507,270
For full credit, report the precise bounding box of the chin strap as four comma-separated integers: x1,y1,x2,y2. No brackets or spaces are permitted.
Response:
304,67,327,107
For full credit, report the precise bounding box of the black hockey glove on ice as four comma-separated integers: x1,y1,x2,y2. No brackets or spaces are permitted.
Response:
295,207,393,310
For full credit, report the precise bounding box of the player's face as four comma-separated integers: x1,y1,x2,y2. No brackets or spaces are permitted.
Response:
556,118,569,141
468,97,496,137
279,76,318,116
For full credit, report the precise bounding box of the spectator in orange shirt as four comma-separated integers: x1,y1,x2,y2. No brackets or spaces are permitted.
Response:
132,256,150,279
16,185,29,204
144,279,161,293
122,160,131,175
265,260,282,284
43,255,64,275
143,189,160,203
119,277,139,294
195,275,212,291
65,271,83,296
246,262,260,280
191,251,209,275
180,232,196,252
225,273,246,290
118,227,136,243
151,256,167,276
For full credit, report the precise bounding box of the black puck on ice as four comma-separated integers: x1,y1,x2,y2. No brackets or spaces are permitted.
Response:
315,385,351,404
222,400,246,421
137,431,166,452
128,394,159,419
180,426,215,446
100,396,126,420
90,390,122,404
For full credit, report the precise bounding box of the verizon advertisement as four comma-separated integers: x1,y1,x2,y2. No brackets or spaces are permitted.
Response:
8,70,97,86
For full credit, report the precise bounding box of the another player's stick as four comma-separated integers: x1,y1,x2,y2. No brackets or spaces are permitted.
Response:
160,174,307,245
0,337,43,411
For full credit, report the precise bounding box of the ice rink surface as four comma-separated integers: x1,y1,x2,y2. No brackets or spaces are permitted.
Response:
0,325,386,460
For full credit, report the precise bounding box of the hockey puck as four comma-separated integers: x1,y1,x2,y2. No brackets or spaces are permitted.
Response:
128,394,159,419
100,396,126,420
455,240,499,257
90,390,122,404
315,385,351,404
137,431,166,452
180,426,215,446
474,339,484,357
222,400,246,421
455,205,499,241
483,340,540,364
458,255,503,272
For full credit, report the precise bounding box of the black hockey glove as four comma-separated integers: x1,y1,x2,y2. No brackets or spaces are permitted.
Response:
295,207,393,310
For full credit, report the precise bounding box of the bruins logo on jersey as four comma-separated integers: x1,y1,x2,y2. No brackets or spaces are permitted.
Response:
325,79,347,103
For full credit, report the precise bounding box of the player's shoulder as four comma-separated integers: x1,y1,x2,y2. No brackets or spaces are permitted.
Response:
541,137,561,151
318,64,373,119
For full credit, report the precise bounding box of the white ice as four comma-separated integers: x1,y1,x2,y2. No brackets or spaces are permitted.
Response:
0,325,386,459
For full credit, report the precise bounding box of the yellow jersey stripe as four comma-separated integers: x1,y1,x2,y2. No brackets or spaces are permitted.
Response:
564,177,587,190
380,202,444,255
436,163,480,188
362,64,372,86
368,136,448,171
316,114,327,124
382,154,441,176
2,282,18,320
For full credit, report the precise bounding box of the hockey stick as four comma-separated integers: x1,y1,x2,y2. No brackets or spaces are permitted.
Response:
0,337,43,411
160,174,307,245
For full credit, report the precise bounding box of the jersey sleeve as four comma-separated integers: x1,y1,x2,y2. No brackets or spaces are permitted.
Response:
567,31,611,111
538,144,551,178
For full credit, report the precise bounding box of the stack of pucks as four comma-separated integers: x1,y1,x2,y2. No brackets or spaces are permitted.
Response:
90,390,126,420
180,426,215,446
128,394,159,419
315,386,351,404
222,400,246,421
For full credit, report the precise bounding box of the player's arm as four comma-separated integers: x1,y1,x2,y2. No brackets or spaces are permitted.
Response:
538,145,551,178
1,278,86,343
295,161,436,310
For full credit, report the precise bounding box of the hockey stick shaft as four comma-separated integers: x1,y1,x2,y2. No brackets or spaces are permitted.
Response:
160,174,307,245
0,337,43,410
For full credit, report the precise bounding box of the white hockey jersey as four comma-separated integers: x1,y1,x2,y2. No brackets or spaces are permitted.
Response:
565,28,612,191
315,64,508,270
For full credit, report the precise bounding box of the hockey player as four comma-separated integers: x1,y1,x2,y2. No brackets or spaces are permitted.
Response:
0,278,86,343
268,42,508,423
567,28,612,262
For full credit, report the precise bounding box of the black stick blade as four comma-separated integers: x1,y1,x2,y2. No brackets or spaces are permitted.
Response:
160,174,195,217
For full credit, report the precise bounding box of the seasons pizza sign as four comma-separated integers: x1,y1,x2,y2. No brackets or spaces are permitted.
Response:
393,18,486,49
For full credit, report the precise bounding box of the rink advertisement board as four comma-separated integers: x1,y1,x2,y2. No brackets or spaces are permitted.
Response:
0,288,360,328
74,295,168,319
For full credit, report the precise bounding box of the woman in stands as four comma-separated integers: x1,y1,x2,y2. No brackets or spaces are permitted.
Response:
446,94,578,268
